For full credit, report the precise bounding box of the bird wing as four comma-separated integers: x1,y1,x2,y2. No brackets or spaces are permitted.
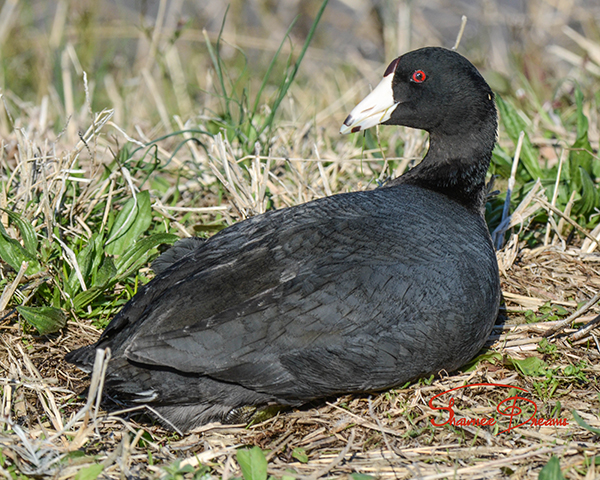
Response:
124,254,421,399
96,187,489,400
114,190,436,399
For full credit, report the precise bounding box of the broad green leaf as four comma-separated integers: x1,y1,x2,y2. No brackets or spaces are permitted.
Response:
73,286,107,311
491,145,513,178
17,306,66,335
67,268,82,296
538,456,566,480
1,209,38,255
74,235,176,311
569,87,594,184
573,167,598,217
105,191,152,256
508,356,549,376
90,233,106,279
74,463,104,480
351,475,377,480
572,410,600,436
236,446,268,480
0,229,41,275
291,447,308,463
77,241,95,281
496,96,543,180
52,284,61,308
67,242,95,295
115,233,178,277
93,255,117,288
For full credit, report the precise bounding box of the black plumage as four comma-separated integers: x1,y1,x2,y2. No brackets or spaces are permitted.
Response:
66,47,501,432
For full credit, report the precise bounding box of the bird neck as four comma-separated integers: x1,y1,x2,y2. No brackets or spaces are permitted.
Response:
394,128,496,213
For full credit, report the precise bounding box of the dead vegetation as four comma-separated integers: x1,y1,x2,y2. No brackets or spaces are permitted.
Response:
1,0,600,478
2,253,600,479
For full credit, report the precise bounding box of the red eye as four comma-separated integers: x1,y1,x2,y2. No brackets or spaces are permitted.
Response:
411,70,426,83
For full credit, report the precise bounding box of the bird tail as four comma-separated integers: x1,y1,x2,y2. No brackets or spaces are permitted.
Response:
64,345,97,373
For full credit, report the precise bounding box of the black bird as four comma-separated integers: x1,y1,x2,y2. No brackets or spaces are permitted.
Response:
66,47,501,432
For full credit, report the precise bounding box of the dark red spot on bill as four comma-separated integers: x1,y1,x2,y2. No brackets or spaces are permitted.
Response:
351,126,361,133
384,57,400,77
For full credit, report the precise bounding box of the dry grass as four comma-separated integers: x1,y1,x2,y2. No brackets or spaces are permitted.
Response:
2,249,600,479
1,0,600,478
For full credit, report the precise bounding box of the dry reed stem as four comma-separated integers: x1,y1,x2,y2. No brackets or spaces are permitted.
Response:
543,293,600,337
0,261,28,311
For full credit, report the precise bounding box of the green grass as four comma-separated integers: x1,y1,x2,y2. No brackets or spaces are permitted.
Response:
0,1,335,332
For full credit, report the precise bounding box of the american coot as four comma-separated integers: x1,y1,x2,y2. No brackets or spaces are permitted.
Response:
66,47,501,432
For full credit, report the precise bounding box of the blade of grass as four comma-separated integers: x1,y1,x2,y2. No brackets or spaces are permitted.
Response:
203,6,232,122
250,18,298,120
258,0,329,137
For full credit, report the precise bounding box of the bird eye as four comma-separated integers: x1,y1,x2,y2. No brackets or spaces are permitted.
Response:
411,70,426,83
